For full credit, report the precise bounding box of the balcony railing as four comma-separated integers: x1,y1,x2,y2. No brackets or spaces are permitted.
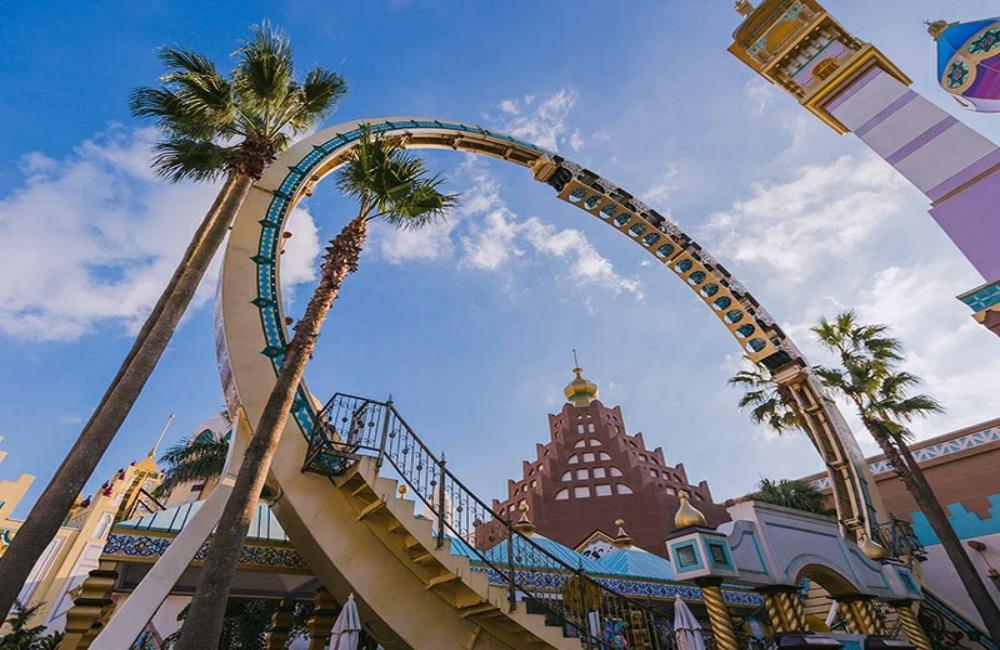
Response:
873,518,927,563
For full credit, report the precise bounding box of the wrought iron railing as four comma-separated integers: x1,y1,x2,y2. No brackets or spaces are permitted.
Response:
306,392,677,649
873,518,927,563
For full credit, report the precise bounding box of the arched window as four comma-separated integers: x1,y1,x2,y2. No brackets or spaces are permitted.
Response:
589,439,601,447
555,489,570,500
561,471,572,482
599,452,612,461
93,513,114,540
568,454,579,464
616,484,634,495
610,467,623,477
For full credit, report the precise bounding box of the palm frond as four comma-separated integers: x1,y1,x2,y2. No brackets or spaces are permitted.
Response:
233,22,295,123
811,310,943,442
283,67,347,133
154,437,229,497
151,139,231,182
337,124,459,228
728,361,800,435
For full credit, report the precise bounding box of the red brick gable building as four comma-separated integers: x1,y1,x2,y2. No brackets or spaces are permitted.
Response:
483,367,729,557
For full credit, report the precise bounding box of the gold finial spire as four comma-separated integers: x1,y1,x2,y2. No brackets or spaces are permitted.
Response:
735,0,755,18
613,518,633,548
149,413,175,458
564,351,599,406
924,20,955,42
859,533,889,560
674,492,707,528
513,502,536,535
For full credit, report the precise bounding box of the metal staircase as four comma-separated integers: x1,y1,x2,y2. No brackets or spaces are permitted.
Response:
303,393,679,649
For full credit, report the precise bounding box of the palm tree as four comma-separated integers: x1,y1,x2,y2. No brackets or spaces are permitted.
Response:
728,363,800,434
0,602,63,649
0,24,346,621
153,433,230,499
812,310,1000,640
174,125,457,649
751,477,829,515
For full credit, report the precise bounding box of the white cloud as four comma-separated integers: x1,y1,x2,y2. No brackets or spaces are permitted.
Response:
280,206,322,289
0,127,320,342
743,77,776,115
376,218,457,265
458,161,641,298
702,145,1000,464
521,219,642,297
641,162,681,207
790,263,1000,441
701,154,907,278
495,90,580,151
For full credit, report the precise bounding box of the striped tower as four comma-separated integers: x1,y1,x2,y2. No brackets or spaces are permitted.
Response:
730,1,1000,337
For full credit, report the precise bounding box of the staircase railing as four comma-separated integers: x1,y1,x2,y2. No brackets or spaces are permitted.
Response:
305,392,676,649
872,518,926,563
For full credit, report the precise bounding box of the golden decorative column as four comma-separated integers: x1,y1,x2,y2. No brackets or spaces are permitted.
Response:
837,598,863,635
265,598,297,650
698,580,739,650
777,589,807,632
894,601,932,650
59,561,118,650
306,587,340,650
761,591,786,633
759,587,806,634
837,597,883,636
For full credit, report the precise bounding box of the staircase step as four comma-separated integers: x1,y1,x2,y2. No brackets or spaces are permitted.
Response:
411,551,437,566
350,482,372,498
356,499,387,521
425,573,459,590
459,603,498,620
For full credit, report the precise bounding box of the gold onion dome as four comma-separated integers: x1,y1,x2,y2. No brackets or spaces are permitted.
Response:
564,367,599,406
860,534,889,560
613,519,633,548
513,503,536,535
674,492,707,528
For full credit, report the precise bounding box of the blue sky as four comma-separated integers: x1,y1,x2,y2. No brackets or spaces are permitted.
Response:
2,1,1000,518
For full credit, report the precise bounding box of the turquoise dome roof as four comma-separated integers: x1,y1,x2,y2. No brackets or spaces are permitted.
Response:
598,547,675,581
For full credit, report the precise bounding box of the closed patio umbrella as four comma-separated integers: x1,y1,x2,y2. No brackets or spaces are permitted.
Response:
328,593,362,650
673,594,706,650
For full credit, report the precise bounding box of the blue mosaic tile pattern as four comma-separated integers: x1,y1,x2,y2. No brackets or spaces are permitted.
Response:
960,278,1000,312
103,533,307,570
468,565,762,607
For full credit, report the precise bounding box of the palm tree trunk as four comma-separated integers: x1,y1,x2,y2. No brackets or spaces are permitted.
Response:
0,173,254,621
864,422,1000,640
175,215,369,650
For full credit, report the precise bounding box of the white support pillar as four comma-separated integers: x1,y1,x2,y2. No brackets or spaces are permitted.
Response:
89,413,250,649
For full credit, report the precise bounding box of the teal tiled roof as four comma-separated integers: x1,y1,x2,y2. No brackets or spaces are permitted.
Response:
597,547,675,581
115,501,289,543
